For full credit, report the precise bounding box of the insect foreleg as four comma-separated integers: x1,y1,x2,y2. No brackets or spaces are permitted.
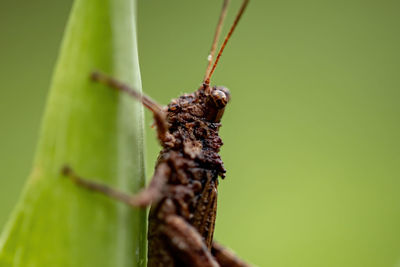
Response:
61,163,170,208
91,71,162,113
211,241,252,267
90,71,170,143
162,214,219,267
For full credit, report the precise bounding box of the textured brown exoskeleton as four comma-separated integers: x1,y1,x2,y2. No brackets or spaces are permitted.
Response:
62,0,251,266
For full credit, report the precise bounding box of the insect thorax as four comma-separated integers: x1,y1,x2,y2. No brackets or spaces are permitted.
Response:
162,85,231,180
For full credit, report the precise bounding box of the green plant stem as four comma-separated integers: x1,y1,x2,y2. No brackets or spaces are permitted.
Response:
0,0,146,266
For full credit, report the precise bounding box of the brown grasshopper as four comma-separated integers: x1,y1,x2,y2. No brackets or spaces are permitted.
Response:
62,0,251,266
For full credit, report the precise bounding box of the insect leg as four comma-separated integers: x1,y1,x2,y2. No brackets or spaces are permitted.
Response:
91,71,170,143
211,241,252,267
161,214,219,267
129,162,170,206
61,163,170,208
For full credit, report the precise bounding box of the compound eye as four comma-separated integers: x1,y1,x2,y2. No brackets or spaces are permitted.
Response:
211,89,228,108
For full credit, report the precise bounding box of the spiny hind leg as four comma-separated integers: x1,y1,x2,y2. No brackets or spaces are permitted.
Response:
211,241,252,267
61,163,170,208
161,214,219,267
90,71,171,143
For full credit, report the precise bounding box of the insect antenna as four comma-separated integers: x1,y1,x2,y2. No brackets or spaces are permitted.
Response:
204,0,250,85
203,0,230,83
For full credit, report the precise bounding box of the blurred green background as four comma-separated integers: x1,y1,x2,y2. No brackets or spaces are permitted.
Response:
1,0,400,266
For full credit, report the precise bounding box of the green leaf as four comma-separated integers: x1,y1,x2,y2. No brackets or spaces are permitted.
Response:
0,0,146,266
